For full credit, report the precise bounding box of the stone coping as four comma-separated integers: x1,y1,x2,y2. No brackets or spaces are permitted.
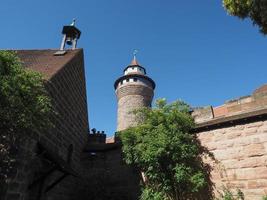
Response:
195,107,267,132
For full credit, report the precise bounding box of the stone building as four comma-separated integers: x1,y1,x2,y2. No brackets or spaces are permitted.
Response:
1,21,267,200
80,56,158,200
2,23,90,200
1,22,143,200
114,55,155,131
112,52,267,199
77,57,157,199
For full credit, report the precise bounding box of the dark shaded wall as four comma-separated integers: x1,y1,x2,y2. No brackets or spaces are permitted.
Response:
80,139,141,200
3,50,89,200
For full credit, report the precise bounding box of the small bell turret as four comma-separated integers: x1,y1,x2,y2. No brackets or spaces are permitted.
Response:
60,19,81,50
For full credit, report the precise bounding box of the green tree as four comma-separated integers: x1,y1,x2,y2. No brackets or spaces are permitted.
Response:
216,187,244,200
223,0,267,34
118,99,214,200
0,51,53,191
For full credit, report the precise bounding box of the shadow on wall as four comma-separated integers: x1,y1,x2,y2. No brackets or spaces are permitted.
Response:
194,134,216,200
74,132,141,200
0,181,8,199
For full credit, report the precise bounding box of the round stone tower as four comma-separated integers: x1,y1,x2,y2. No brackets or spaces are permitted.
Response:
114,55,155,131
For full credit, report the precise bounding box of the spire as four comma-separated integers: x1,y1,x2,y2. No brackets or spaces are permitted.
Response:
70,18,76,26
130,49,139,66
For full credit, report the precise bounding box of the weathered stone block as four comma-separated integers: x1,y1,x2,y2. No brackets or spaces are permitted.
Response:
243,143,265,157
244,127,258,136
246,121,263,129
226,130,242,139
192,106,214,123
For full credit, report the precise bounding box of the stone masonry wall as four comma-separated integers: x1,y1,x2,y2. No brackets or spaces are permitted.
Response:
194,84,267,199
80,141,141,200
197,119,267,199
116,84,153,131
4,50,89,200
117,95,151,131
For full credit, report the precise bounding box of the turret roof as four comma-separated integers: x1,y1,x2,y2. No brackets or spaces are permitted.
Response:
123,57,146,74
129,57,139,66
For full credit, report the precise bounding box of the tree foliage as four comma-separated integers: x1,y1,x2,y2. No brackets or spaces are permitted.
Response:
0,51,53,185
216,187,244,200
223,0,267,34
118,99,214,200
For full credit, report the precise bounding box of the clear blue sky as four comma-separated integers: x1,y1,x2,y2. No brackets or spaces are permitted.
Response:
1,0,266,136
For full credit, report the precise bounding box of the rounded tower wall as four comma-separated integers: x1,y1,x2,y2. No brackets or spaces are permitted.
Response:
116,84,154,131
115,57,155,131
116,82,154,99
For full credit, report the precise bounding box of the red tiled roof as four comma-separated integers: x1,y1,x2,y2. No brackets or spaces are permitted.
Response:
130,58,139,66
14,49,82,79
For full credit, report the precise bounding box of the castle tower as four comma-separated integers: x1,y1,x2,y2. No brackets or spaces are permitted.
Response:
114,53,156,131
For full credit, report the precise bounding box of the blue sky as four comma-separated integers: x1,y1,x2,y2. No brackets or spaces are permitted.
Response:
1,0,266,136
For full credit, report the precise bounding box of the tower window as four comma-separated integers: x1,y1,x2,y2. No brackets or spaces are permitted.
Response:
126,79,129,82
133,78,137,82
132,67,134,70
120,81,123,85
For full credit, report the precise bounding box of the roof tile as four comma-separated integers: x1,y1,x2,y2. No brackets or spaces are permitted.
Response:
15,49,82,79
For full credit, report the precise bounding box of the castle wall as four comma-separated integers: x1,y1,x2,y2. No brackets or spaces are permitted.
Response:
4,50,89,200
194,85,267,199
116,84,153,131
80,142,141,200
197,119,267,199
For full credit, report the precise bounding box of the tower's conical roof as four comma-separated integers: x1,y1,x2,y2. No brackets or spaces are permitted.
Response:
130,57,139,66
114,52,155,90
123,55,146,75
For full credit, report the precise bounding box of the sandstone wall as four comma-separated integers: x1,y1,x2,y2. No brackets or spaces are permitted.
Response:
198,119,267,199
194,84,267,199
4,50,89,200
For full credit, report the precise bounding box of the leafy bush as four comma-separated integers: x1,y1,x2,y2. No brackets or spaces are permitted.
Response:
119,99,214,200
217,187,244,200
0,51,54,193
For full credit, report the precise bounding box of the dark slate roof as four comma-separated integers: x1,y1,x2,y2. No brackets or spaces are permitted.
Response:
14,49,82,79
114,73,156,89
